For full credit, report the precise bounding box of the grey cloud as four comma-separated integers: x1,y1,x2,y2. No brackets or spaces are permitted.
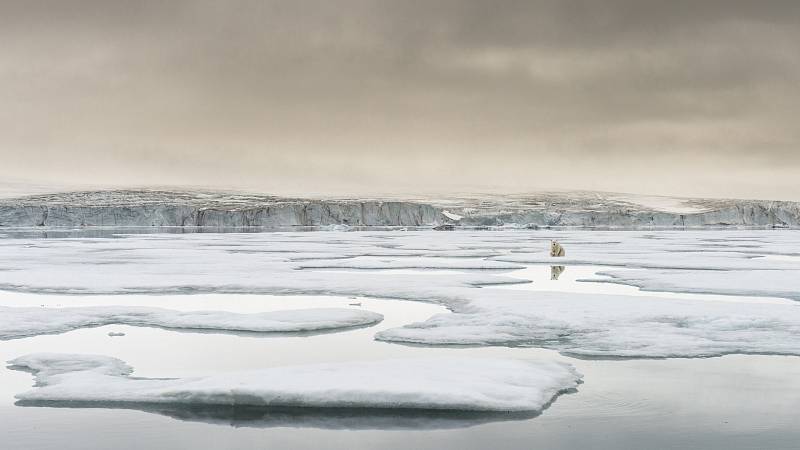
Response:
0,1,797,199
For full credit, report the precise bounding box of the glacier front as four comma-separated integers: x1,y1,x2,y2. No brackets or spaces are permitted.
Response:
1,190,799,228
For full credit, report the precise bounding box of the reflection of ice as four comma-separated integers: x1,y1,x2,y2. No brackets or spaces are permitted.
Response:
14,401,545,430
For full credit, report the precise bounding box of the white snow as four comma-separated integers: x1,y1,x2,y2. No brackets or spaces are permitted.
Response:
8,353,581,412
0,230,799,357
606,193,711,214
441,210,464,221
0,306,383,340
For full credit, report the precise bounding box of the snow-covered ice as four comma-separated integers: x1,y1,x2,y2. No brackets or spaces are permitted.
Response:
0,230,798,358
375,291,800,358
587,268,800,301
0,306,383,340
8,353,581,412
296,256,523,270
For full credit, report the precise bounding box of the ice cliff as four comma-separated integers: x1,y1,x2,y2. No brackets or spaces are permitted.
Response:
0,189,798,228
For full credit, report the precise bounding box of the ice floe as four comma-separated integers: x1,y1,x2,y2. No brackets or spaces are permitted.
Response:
587,268,800,301
375,291,800,358
8,354,581,412
0,230,799,358
0,306,383,340
296,256,523,270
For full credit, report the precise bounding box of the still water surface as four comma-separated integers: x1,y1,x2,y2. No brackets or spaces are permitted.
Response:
0,267,798,450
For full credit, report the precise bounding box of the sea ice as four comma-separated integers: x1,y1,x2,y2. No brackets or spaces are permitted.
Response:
374,291,800,358
0,306,383,340
8,353,582,412
0,230,799,358
587,268,800,301
296,256,523,270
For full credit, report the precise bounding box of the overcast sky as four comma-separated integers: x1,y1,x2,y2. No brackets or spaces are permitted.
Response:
1,0,798,199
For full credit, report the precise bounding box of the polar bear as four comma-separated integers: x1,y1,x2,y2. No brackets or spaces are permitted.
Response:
550,240,565,257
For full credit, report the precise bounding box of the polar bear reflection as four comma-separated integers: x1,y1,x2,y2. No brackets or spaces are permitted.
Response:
550,265,565,280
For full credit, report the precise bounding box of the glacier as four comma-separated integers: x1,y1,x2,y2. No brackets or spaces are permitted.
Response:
0,306,383,340
0,230,798,358
8,353,582,412
0,189,799,228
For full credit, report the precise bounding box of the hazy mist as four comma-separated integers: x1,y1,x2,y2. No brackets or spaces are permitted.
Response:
1,1,798,199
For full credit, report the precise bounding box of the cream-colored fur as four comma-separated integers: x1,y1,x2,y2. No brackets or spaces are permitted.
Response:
550,240,565,257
